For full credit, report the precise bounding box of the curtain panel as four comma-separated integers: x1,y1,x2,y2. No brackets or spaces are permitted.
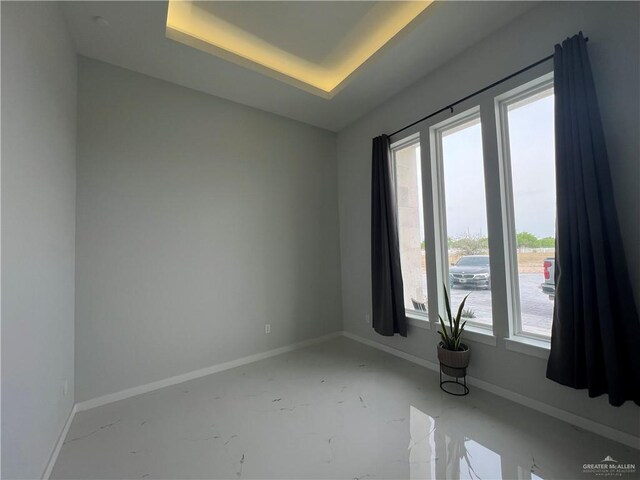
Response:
546,32,640,406
371,135,407,337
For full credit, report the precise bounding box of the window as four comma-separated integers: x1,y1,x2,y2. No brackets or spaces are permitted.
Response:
497,74,555,339
393,137,428,317
432,110,493,328
388,71,556,353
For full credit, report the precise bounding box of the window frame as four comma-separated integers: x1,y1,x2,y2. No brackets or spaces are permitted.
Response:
387,65,555,354
495,72,555,342
390,133,429,322
430,107,494,331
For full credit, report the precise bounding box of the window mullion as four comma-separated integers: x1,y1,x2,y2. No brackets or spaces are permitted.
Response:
479,97,509,339
495,99,523,338
419,125,441,326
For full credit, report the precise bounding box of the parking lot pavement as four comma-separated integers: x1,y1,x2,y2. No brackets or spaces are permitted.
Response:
449,284,492,326
449,273,553,336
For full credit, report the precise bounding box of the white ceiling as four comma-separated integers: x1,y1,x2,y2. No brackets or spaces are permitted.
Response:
62,1,535,132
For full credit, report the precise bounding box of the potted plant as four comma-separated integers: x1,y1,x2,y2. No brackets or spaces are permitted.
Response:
437,285,471,379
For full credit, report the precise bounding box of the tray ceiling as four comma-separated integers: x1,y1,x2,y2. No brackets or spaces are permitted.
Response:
166,1,432,97
61,1,536,131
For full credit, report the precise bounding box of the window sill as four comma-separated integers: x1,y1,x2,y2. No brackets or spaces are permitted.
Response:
461,324,497,346
407,314,430,330
505,336,550,359
407,315,496,346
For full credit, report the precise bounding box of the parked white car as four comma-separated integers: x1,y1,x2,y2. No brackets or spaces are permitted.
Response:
449,255,491,289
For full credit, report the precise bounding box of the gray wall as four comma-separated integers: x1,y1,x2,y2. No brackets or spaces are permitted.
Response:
74,58,342,402
1,2,77,478
337,2,639,437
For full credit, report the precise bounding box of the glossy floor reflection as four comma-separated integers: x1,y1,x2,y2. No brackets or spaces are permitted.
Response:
52,337,638,479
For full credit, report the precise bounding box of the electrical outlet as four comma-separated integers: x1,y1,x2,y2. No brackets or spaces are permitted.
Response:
63,379,68,397
265,324,271,334
365,313,371,325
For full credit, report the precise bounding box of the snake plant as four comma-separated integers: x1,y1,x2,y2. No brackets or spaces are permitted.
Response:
438,284,470,351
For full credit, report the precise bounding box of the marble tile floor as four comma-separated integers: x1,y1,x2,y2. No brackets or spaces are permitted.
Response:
52,337,639,479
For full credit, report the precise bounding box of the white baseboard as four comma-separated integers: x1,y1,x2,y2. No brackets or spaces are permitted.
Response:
342,330,440,370
341,330,640,450
42,404,77,479
75,331,342,413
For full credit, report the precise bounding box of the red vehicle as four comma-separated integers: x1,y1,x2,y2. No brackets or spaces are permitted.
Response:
541,257,555,300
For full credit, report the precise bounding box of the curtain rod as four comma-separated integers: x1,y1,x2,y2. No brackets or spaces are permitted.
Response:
388,38,588,138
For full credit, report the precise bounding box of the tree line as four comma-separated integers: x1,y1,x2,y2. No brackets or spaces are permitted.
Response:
420,232,555,255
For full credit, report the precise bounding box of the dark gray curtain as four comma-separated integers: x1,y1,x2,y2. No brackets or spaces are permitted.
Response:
371,135,407,337
546,32,640,406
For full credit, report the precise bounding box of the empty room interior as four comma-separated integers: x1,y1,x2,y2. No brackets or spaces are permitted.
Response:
2,1,640,479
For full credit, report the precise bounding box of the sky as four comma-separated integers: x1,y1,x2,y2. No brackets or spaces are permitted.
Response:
440,94,556,239
507,94,556,238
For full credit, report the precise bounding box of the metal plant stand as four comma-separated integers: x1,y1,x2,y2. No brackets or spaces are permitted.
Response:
439,363,469,396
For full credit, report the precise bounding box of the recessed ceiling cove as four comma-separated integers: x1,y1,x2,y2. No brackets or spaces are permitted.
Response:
166,1,433,98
